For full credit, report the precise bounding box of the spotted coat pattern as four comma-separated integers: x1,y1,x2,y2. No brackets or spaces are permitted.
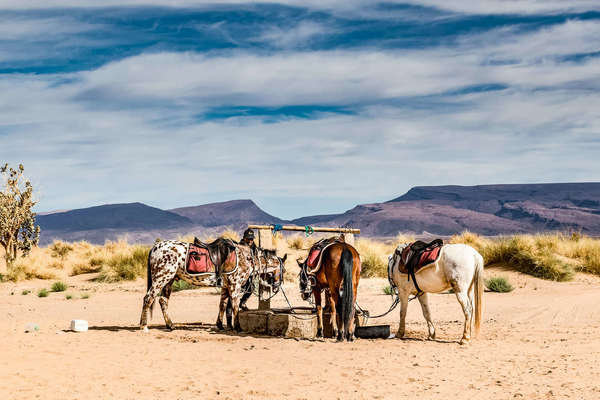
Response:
139,240,283,332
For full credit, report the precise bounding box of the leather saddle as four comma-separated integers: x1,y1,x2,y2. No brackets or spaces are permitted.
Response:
398,239,444,294
306,235,346,270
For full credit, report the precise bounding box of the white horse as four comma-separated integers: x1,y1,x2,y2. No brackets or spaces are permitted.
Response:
388,243,484,344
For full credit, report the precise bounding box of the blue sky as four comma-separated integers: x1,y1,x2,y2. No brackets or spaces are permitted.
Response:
1,1,599,219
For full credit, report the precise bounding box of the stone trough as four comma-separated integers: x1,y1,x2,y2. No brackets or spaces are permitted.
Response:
238,307,370,339
239,307,318,339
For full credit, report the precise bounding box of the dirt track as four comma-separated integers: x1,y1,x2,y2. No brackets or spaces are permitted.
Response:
1,268,599,400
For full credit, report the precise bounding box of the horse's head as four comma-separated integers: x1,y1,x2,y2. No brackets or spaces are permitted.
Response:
258,249,287,292
297,257,314,301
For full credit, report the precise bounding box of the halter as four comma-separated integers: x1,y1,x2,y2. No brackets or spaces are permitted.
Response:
299,263,316,297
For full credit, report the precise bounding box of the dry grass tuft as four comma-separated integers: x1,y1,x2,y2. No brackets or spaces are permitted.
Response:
355,238,395,278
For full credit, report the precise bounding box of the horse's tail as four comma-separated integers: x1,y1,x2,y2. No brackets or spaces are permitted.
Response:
340,246,354,332
473,251,484,337
147,247,155,319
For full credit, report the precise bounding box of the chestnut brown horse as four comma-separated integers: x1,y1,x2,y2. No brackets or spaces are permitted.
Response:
297,238,361,341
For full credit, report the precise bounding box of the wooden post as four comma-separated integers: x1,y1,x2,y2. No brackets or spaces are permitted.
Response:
344,233,355,246
257,228,273,250
258,284,271,311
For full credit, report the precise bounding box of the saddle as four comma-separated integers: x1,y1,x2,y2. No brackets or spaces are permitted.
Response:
186,244,214,275
398,239,443,294
306,235,346,272
189,237,237,277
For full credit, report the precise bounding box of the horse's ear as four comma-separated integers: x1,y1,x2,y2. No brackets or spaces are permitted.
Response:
282,254,287,262
296,258,303,267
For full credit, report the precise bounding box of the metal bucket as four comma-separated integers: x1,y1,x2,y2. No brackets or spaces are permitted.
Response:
354,325,390,339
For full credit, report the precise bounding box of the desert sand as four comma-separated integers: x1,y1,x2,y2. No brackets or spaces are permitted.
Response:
1,267,599,400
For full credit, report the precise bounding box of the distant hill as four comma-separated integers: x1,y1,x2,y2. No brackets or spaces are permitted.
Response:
36,183,600,244
37,202,192,231
291,183,600,236
170,199,284,227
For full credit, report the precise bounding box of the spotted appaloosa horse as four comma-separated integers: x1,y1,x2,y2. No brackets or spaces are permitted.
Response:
139,238,286,332
218,248,286,331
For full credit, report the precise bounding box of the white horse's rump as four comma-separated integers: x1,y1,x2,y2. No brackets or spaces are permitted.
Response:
388,243,484,344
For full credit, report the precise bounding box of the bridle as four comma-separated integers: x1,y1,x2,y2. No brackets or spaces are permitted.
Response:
299,262,316,297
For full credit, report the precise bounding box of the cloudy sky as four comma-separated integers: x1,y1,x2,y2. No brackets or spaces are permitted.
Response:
1,1,599,219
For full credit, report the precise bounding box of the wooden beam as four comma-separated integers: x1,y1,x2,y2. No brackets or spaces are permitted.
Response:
247,224,360,234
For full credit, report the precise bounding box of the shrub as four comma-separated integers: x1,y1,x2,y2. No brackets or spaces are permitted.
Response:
65,294,73,300
51,281,68,292
172,280,195,292
485,276,514,293
50,241,73,259
6,261,56,281
37,288,49,297
21,289,31,295
287,235,306,250
71,261,103,276
382,285,393,295
95,245,149,282
356,239,394,278
81,293,90,299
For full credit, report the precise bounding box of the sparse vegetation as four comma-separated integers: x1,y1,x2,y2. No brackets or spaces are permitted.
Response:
0,163,40,268
172,280,195,292
81,293,90,299
287,234,308,250
50,241,73,260
95,244,149,282
21,289,31,295
65,294,73,300
51,281,67,292
485,276,514,293
356,239,394,278
382,285,393,295
37,288,48,297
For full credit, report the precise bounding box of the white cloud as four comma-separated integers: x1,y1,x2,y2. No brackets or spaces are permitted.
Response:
1,0,599,15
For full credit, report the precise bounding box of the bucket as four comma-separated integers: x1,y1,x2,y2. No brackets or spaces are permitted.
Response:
354,325,390,339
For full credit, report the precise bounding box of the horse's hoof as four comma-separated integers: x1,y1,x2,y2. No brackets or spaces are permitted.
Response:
396,331,405,339
316,328,323,338
141,326,149,333
460,338,470,345
216,321,224,331
166,324,174,331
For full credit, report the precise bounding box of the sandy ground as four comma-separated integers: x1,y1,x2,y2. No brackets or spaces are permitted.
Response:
1,268,600,400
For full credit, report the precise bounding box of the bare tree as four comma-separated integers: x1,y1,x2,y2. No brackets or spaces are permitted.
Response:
0,163,40,267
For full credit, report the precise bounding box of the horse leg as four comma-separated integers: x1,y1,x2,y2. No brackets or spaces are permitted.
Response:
314,289,323,338
346,283,358,342
216,285,229,330
231,290,243,332
140,271,175,332
455,289,473,345
330,291,344,342
226,297,233,329
328,291,341,340
159,279,175,330
417,293,435,340
396,290,409,339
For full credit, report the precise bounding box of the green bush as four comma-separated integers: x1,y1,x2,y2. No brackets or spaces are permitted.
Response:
382,285,393,295
81,293,90,299
51,281,68,292
172,280,195,292
37,288,49,297
485,276,514,293
65,294,73,300
21,289,31,295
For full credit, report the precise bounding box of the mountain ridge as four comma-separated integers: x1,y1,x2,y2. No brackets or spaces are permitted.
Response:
36,182,600,244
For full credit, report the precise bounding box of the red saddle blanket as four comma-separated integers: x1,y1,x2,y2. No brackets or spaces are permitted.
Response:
186,245,214,274
400,241,442,274
307,248,321,269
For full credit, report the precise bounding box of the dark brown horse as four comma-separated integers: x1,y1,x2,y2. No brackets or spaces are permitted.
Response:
297,237,361,341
